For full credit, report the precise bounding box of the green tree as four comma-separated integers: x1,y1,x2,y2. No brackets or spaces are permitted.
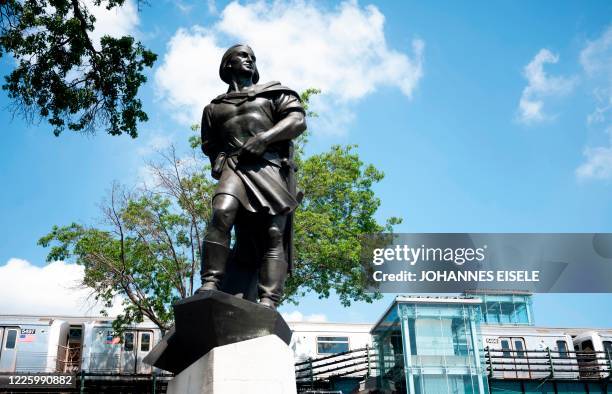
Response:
0,0,156,137
39,91,401,332
39,147,214,330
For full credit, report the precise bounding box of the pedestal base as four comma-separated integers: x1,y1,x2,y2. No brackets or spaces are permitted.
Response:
166,335,297,394
143,290,292,374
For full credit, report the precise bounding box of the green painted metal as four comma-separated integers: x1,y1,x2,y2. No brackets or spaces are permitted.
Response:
79,369,85,394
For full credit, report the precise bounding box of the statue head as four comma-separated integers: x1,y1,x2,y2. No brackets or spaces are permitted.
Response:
219,44,260,85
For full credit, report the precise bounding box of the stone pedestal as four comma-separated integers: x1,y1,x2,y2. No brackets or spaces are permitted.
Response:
143,290,292,374
166,335,296,394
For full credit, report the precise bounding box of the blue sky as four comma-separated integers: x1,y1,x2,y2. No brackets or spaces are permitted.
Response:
1,0,611,326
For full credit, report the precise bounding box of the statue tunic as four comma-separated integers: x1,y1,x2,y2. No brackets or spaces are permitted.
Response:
201,81,304,216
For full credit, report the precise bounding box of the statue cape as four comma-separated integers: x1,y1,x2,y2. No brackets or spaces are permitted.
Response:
211,81,301,105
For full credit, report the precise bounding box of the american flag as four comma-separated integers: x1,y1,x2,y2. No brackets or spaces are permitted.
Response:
18,334,35,343
106,335,121,345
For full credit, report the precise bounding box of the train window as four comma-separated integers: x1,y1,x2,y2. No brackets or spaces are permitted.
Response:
514,339,525,358
581,340,594,352
68,328,82,340
5,329,17,349
317,337,349,354
141,333,151,352
557,341,568,358
500,339,511,357
124,332,134,351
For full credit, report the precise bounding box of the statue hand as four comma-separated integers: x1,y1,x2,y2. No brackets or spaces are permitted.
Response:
242,133,268,157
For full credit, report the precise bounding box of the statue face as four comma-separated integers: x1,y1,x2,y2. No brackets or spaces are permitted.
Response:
227,47,257,81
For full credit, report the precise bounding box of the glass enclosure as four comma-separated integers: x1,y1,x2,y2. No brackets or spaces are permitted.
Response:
372,304,405,393
469,293,534,325
372,298,489,394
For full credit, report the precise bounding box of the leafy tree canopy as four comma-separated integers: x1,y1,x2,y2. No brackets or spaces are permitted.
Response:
0,0,156,137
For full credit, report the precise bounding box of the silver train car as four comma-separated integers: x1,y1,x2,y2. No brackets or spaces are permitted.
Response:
571,329,612,379
0,315,161,375
3,315,612,382
480,325,579,379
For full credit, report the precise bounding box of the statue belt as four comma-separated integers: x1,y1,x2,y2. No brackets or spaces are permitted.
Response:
219,149,297,171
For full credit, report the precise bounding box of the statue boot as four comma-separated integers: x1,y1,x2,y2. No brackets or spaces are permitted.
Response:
197,241,230,293
258,257,288,309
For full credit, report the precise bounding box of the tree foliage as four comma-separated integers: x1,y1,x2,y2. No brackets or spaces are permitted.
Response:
39,148,214,331
0,0,156,137
289,144,400,306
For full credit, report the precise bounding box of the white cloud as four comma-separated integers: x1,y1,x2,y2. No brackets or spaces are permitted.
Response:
576,128,612,181
16,1,139,69
580,26,612,77
282,310,327,323
0,259,123,316
207,0,218,15
576,25,612,180
154,0,424,132
579,25,612,126
576,145,612,180
154,29,226,125
174,1,195,15
136,134,173,157
518,48,575,124
85,0,140,46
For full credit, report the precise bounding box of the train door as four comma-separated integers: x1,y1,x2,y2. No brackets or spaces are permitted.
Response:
0,327,19,372
500,337,528,379
120,331,136,373
575,339,598,378
64,326,83,372
136,331,153,374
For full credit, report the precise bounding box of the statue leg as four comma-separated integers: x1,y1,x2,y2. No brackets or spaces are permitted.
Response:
258,214,288,309
198,194,239,292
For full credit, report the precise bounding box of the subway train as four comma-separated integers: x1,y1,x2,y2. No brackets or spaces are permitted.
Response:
0,315,161,374
480,325,579,379
0,316,374,378
481,325,612,380
2,314,612,380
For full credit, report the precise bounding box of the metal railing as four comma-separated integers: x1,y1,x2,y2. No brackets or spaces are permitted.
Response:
295,346,378,386
485,347,612,381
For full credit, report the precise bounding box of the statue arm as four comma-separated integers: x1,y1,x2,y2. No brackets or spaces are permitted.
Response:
241,111,305,157
262,90,307,143
201,105,219,161
201,105,224,179
242,90,306,157
260,111,306,144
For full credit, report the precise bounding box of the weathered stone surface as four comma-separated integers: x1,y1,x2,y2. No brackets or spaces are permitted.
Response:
143,290,292,374
166,335,297,394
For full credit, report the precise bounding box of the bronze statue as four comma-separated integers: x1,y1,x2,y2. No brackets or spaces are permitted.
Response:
197,44,306,309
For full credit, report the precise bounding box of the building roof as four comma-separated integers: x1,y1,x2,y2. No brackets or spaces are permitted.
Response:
371,295,483,331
